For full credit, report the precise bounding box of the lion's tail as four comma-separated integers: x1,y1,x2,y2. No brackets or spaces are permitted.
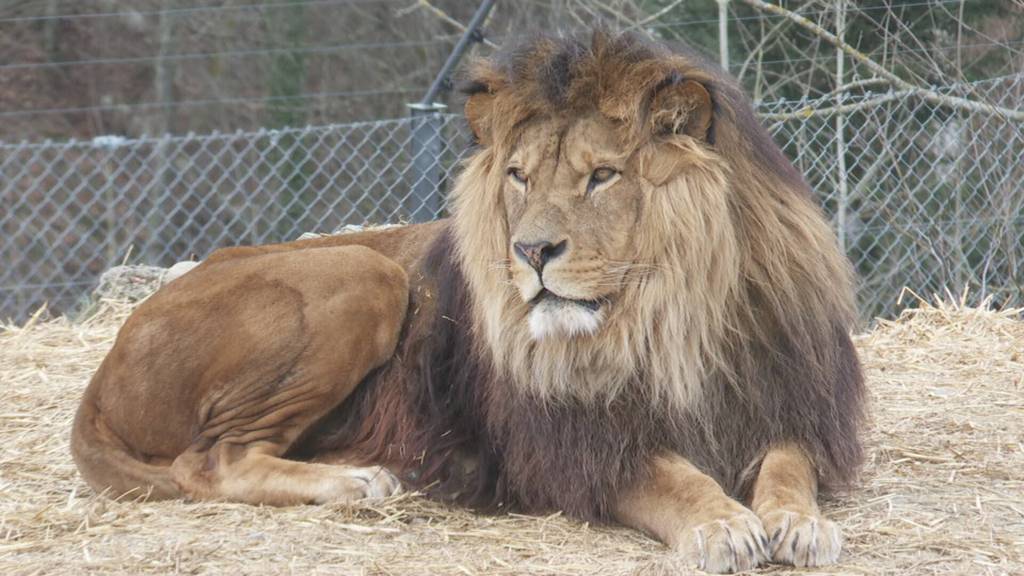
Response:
70,389,181,501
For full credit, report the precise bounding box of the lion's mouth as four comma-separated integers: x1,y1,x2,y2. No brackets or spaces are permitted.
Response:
530,288,603,312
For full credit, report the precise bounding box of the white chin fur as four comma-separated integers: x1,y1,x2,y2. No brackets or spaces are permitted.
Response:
528,299,604,340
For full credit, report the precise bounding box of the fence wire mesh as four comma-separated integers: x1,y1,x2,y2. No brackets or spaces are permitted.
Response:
2,75,1022,323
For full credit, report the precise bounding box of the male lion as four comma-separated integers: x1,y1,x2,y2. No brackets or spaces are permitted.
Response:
72,30,864,573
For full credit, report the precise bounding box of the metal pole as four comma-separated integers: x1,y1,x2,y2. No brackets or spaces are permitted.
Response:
408,108,446,221
417,0,496,109
406,0,495,222
149,0,176,264
716,0,730,71
834,0,848,253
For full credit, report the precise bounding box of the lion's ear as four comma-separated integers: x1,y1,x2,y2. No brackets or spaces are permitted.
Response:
464,84,496,147
463,60,507,147
648,78,713,142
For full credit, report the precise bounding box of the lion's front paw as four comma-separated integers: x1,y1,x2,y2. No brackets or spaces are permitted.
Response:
760,509,841,567
675,507,768,574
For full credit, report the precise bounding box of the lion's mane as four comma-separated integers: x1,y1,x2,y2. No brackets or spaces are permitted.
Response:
300,30,864,521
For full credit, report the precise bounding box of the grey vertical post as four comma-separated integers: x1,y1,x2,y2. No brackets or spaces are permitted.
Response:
91,135,128,269
149,1,176,264
407,103,447,222
716,0,730,71
406,0,495,223
834,0,848,254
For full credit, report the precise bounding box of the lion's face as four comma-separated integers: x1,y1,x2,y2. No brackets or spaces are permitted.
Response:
453,33,745,403
458,49,719,344
502,114,642,340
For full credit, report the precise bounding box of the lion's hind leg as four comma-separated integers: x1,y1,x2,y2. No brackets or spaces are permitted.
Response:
749,443,842,567
171,443,401,506
166,245,409,506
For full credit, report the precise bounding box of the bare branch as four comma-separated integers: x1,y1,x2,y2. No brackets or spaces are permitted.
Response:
734,13,790,86
825,77,891,98
759,91,911,121
629,0,686,31
408,0,498,49
586,0,639,27
738,0,1024,120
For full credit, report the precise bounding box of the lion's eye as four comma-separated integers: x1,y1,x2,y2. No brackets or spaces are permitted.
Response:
507,167,527,185
587,167,619,194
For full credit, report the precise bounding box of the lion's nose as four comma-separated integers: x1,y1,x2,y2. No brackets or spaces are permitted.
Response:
513,239,568,273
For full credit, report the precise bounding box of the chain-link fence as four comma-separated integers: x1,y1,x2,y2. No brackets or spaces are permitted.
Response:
1,115,473,322
763,74,1024,318
2,75,1022,323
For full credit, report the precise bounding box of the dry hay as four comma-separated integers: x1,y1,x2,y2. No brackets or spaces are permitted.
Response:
1,295,1021,575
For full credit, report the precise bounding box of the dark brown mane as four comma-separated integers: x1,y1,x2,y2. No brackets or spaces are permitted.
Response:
299,231,862,521
463,28,863,496
291,229,499,506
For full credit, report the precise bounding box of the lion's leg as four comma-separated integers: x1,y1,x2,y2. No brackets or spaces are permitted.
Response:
172,443,400,506
614,453,768,574
165,245,409,506
749,443,841,566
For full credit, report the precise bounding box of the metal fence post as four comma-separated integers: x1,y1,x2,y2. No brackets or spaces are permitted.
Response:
406,0,495,222
407,103,446,221
716,0,730,71
91,135,128,269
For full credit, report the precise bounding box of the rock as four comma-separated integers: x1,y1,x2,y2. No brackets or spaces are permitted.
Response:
92,265,172,302
165,260,201,283
296,223,403,241
93,261,199,302
92,223,404,302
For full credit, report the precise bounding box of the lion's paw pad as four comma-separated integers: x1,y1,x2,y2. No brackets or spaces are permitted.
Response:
677,510,768,574
760,509,841,567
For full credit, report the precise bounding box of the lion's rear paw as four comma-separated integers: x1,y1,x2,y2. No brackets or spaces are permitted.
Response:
760,509,841,567
318,465,402,504
675,508,768,574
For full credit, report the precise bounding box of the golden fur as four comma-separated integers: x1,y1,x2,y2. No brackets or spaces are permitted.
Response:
71,30,864,574
454,34,855,415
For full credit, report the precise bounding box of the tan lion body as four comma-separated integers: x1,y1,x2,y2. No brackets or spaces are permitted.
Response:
71,233,429,504
72,31,864,573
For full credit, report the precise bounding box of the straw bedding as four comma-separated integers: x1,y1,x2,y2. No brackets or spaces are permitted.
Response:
1,295,1021,575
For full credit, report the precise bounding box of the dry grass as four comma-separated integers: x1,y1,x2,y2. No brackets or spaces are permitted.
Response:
1,295,1022,575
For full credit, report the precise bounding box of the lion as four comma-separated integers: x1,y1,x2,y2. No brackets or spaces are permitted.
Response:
71,30,864,573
